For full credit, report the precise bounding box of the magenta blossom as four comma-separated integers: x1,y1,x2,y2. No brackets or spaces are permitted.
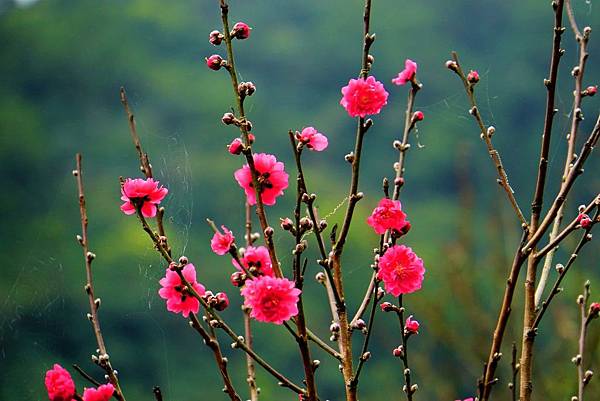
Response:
234,153,289,206
211,225,235,255
206,54,223,70
233,245,274,277
377,245,425,296
82,384,114,401
232,22,251,39
340,76,389,118
241,275,301,324
367,198,409,235
158,264,206,317
44,364,75,401
297,127,328,151
392,59,417,86
120,178,168,218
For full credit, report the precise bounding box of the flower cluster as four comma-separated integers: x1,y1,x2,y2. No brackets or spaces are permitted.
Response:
44,364,114,401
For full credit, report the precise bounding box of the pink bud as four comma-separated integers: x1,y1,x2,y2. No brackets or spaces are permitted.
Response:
248,133,255,143
209,30,223,46
590,302,600,317
586,85,598,96
445,60,458,72
231,22,251,40
467,70,480,83
230,271,246,287
392,346,403,357
222,112,236,125
280,217,294,231
380,302,394,312
405,315,420,334
228,138,243,155
214,292,229,311
412,111,424,122
577,213,592,229
206,54,223,70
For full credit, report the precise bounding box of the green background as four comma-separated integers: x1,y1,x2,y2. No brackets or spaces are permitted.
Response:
1,0,600,400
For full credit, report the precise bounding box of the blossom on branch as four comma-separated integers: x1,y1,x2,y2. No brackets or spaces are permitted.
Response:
44,364,75,401
391,59,417,86
82,384,114,401
297,127,328,151
158,264,206,317
340,76,389,118
405,315,420,334
241,276,301,324
377,245,425,296
234,153,289,206
211,225,235,255
367,198,409,235
232,245,274,277
120,178,168,218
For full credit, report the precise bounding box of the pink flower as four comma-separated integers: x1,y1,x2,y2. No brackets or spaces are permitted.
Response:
232,22,251,39
44,364,75,401
367,198,409,235
158,264,206,317
377,245,425,296
234,153,289,206
211,225,235,255
241,276,301,324
206,54,223,70
590,302,600,317
405,315,420,334
82,384,114,401
233,245,274,277
120,178,168,218
455,398,475,401
340,76,389,118
392,59,418,86
297,127,328,151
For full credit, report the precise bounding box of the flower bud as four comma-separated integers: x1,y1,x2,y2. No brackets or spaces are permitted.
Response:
315,272,326,283
299,217,313,231
445,60,458,72
405,315,420,334
380,301,394,312
228,138,243,155
178,256,189,265
214,292,230,311
247,133,255,143
412,111,424,123
280,217,294,231
231,22,251,39
577,213,592,229
585,85,597,97
230,271,246,287
352,318,367,331
329,322,340,333
590,302,600,318
467,70,480,83
206,54,223,70
392,346,404,357
209,30,223,46
222,112,236,125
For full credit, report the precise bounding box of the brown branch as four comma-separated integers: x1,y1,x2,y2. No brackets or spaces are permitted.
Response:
574,281,595,401
243,202,259,401
396,296,417,401
536,0,591,307
119,88,153,179
218,0,282,278
189,314,241,401
520,3,566,399
73,154,126,401
449,52,528,227
329,2,374,400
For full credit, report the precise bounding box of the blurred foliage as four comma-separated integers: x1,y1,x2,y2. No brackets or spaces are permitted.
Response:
1,0,600,400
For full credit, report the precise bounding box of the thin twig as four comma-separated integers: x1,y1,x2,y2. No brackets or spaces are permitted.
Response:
450,52,528,228
243,202,259,401
218,0,282,278
73,154,126,401
152,387,163,401
72,364,101,388
396,296,416,401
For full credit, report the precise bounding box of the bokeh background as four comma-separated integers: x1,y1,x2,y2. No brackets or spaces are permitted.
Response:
2,0,600,400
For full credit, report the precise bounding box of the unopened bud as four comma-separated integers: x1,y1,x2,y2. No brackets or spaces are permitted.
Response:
209,30,223,46
231,22,251,40
206,54,224,70
222,112,236,125
445,60,458,72
467,70,480,84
